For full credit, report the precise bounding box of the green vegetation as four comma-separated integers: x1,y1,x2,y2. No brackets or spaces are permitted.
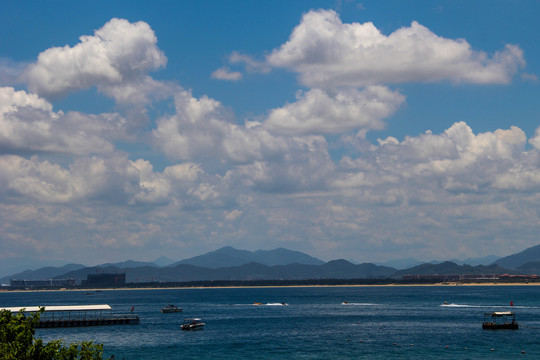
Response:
0,308,108,360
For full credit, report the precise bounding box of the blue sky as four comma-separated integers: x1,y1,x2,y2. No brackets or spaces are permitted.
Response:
1,0,539,271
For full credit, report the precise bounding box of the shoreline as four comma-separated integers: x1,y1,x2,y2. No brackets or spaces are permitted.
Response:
3,281,540,292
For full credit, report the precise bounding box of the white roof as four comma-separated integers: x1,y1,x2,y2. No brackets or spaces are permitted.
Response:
491,311,514,316
0,304,112,313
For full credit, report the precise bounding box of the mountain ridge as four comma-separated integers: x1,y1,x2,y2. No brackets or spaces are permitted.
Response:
3,244,540,285
171,246,324,268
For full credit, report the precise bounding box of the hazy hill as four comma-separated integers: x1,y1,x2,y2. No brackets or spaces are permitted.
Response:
449,255,501,266
51,260,395,283
493,244,540,269
6,244,537,286
516,261,540,275
376,258,423,270
172,246,324,268
0,263,86,284
376,255,500,270
392,261,512,278
0,257,73,280
152,256,175,267
95,260,157,268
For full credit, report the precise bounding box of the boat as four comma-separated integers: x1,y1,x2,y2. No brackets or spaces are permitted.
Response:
482,311,519,330
181,318,205,330
161,304,182,313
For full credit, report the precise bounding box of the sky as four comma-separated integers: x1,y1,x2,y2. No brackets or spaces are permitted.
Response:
1,0,540,268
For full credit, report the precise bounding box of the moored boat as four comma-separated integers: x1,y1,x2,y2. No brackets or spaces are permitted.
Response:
482,311,519,330
161,304,182,313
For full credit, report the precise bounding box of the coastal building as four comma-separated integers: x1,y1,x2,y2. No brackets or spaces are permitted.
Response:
81,273,126,287
9,278,76,289
401,274,500,282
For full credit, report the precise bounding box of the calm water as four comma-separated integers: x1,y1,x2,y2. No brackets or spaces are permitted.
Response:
1,286,539,359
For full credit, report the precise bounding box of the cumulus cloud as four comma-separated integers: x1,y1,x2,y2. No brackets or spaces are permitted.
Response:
153,89,276,163
529,127,540,151
0,87,124,155
266,9,525,88
0,57,28,84
264,86,405,135
22,18,167,104
229,51,271,73
0,153,212,207
333,122,531,196
3,12,539,264
211,66,242,81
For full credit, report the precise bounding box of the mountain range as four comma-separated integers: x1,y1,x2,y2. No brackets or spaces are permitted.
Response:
3,244,540,285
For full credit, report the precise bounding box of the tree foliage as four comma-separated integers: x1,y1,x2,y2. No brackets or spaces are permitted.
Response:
0,308,108,360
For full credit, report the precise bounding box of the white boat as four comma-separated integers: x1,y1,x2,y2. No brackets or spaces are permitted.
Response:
181,318,205,330
161,304,182,313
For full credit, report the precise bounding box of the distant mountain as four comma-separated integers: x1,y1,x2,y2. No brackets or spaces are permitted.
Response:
0,257,73,279
152,256,175,267
494,244,540,269
393,261,512,278
95,260,156,268
172,246,324,268
375,255,500,270
449,255,501,266
376,258,423,270
516,261,540,275
0,263,86,284
7,244,535,286
45,259,395,283
253,248,325,266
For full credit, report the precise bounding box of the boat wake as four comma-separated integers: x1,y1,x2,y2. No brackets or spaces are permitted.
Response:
441,303,536,309
341,302,378,306
242,302,288,306
441,303,483,308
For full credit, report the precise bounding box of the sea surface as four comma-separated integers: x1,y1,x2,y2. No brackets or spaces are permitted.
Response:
1,285,539,359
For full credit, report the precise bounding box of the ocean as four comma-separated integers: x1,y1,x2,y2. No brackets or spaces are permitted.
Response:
1,285,539,359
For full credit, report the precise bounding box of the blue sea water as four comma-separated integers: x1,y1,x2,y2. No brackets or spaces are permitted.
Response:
1,286,539,359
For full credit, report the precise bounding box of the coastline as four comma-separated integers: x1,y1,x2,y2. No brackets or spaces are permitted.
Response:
3,281,540,293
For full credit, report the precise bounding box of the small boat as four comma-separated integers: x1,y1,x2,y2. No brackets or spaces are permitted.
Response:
482,311,519,330
181,318,205,330
161,304,182,313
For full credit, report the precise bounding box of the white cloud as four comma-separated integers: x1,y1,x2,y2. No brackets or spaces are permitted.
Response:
211,66,242,81
267,9,525,88
0,153,213,207
22,18,167,104
152,89,284,163
264,86,405,135
152,88,338,193
229,51,271,73
528,126,540,151
334,122,531,196
2,13,539,264
0,57,28,84
0,87,124,155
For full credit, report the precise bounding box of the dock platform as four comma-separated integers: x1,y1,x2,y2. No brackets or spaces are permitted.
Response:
0,304,140,328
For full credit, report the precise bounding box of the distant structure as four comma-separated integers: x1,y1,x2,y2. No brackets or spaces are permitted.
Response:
81,273,126,288
401,274,540,282
10,279,76,289
401,274,500,282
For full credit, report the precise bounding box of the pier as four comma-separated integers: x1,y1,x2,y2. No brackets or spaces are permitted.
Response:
0,304,140,328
